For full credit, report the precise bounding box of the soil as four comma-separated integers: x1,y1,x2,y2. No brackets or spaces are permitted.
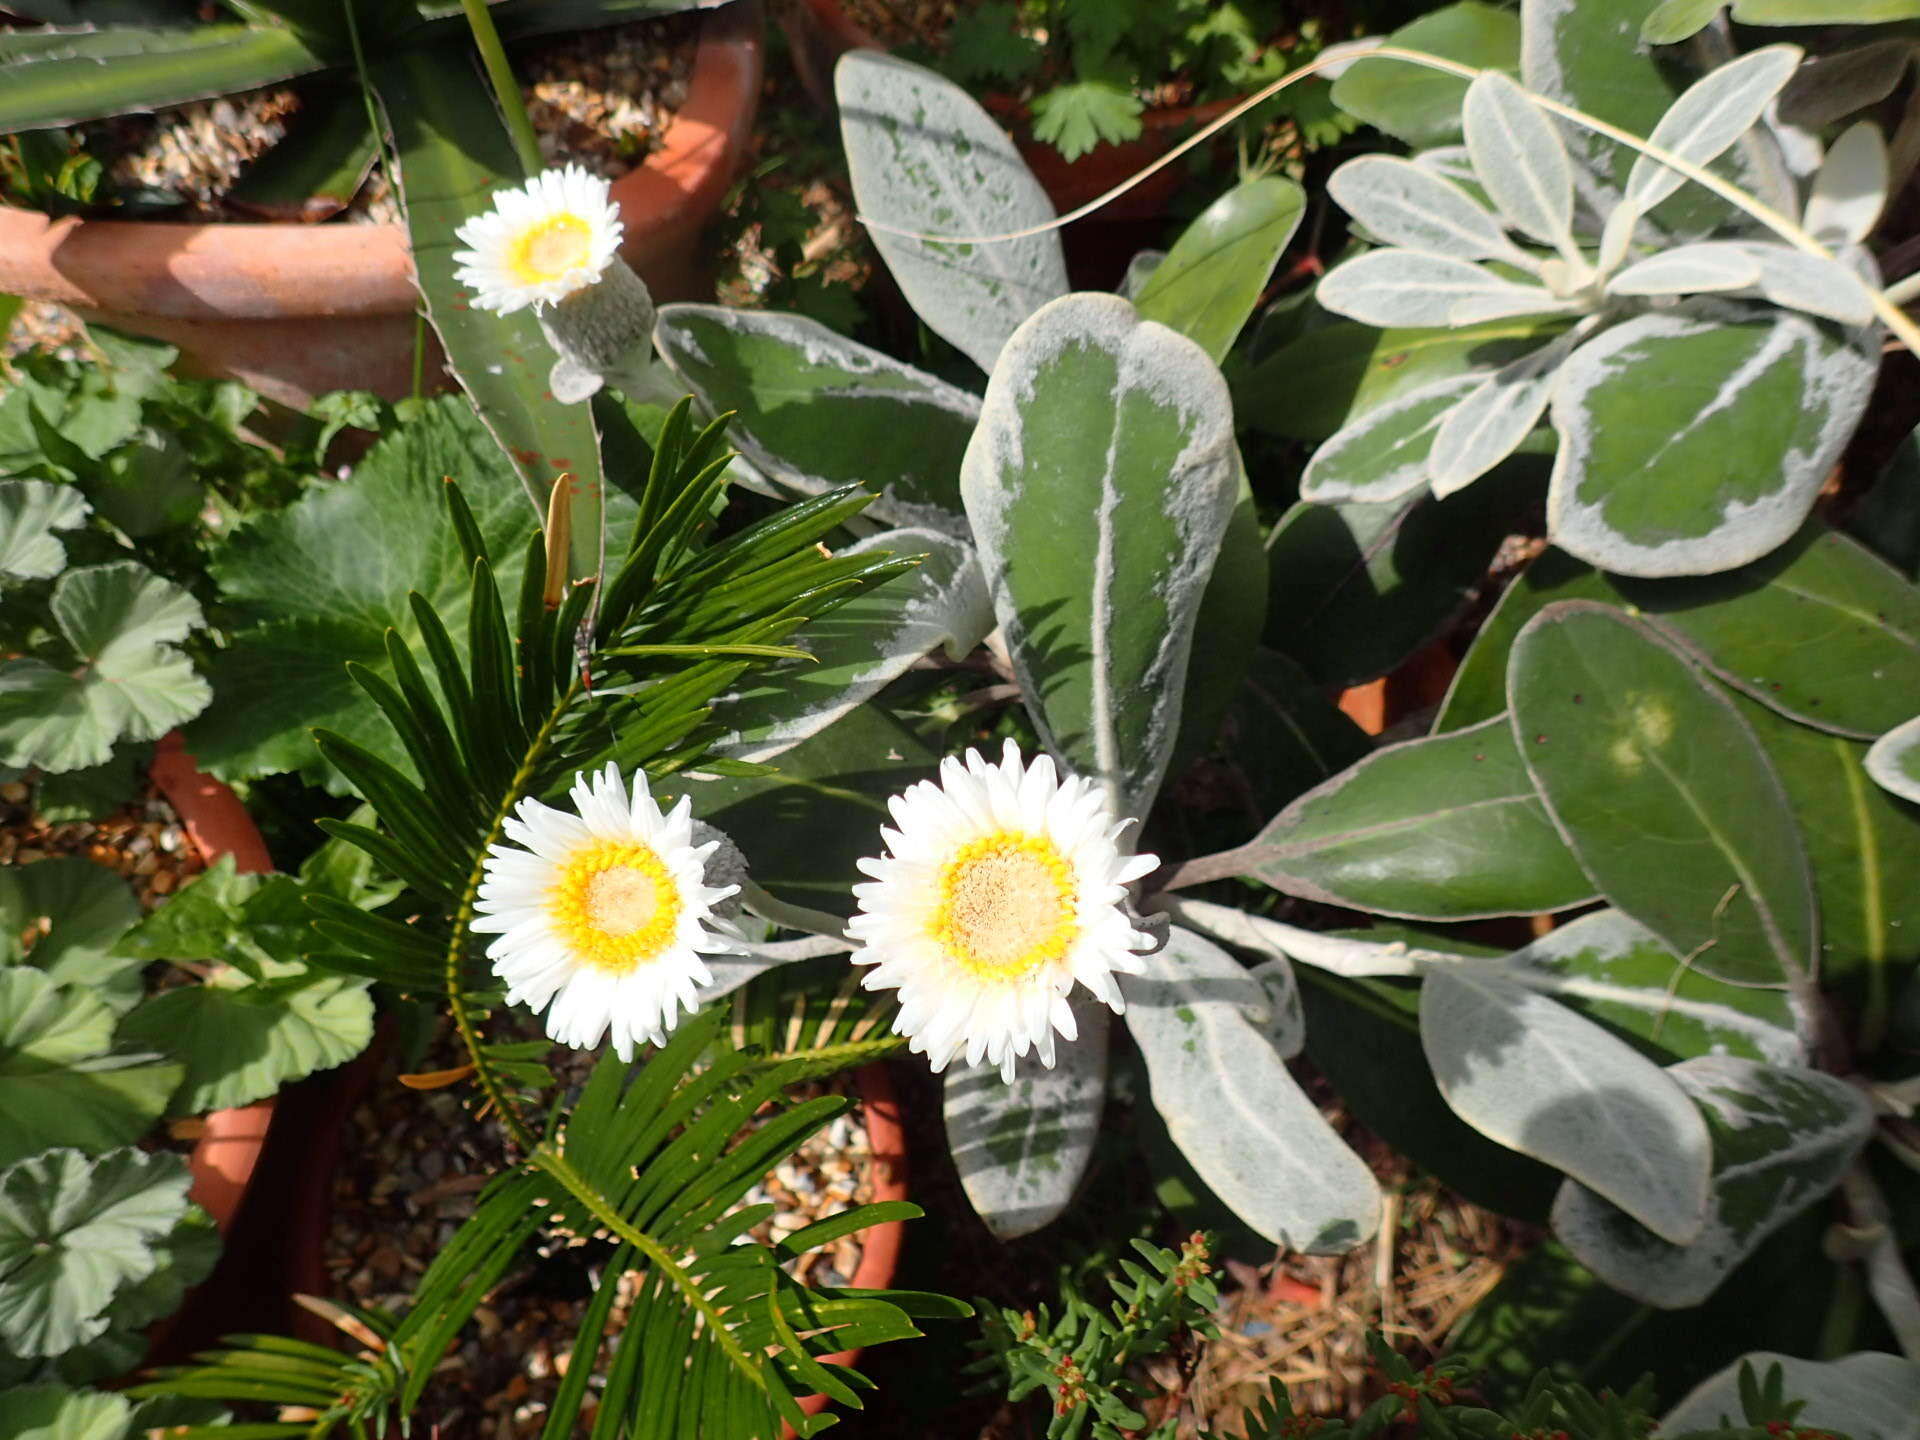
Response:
0,772,201,910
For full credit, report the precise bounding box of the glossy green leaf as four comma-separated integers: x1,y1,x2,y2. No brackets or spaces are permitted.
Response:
1332,1,1522,148
836,50,1067,375
1123,927,1380,1253
0,562,209,774
0,858,143,1013
1641,0,1722,44
653,304,978,526
1133,178,1305,365
373,43,601,577
1664,1352,1920,1440
943,999,1108,1240
1548,305,1876,578
1735,0,1920,21
1867,713,1920,805
960,293,1239,816
0,24,329,131
1421,962,1712,1244
0,480,88,586
1169,487,1266,780
1235,714,1595,920
1508,602,1816,987
1238,317,1565,442
0,1147,190,1358
1211,652,1373,822
1554,1056,1873,1308
0,971,179,1171
690,703,936,917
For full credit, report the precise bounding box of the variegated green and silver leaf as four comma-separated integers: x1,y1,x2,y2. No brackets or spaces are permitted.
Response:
1546,303,1877,577
1420,962,1712,1244
1300,374,1485,505
652,304,979,529
1123,927,1380,1253
1867,713,1920,804
1461,71,1576,253
1663,1351,1920,1440
836,49,1068,375
1737,242,1879,327
1552,1055,1873,1307
1428,332,1572,497
1317,250,1574,330
716,528,992,762
943,998,1108,1240
1805,121,1889,246
960,293,1239,817
1607,242,1762,298
1326,155,1531,267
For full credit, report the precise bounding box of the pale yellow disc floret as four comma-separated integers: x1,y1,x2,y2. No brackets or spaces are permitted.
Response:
509,214,594,286
932,832,1079,980
548,840,682,974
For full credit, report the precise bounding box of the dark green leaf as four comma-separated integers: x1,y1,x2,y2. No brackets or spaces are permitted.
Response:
1331,1,1521,148
1134,178,1305,365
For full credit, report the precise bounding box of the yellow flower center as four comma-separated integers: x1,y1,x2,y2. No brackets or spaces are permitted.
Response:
508,213,594,285
931,832,1079,980
548,841,682,974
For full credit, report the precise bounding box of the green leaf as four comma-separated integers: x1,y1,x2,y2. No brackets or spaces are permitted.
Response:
943,998,1108,1240
372,42,604,579
1867,712,1920,805
33,748,143,825
960,293,1240,816
942,0,1042,84
1642,0,1724,44
1663,1352,1920,1439
1235,714,1596,920
1134,178,1305,366
1239,316,1570,442
1734,0,1920,21
0,562,209,774
1508,602,1816,987
1212,652,1373,822
1297,374,1485,505
107,1203,218,1334
0,480,88,586
1332,1,1521,148
1029,79,1144,163
117,957,373,1115
690,703,936,917
0,1147,190,1357
1124,928,1379,1252
0,970,179,1171
1553,1057,1873,1308
0,24,330,131
837,50,1068,374
0,857,143,1012
1169,487,1266,779
184,398,531,790
0,1384,140,1440
226,83,377,220
653,305,978,526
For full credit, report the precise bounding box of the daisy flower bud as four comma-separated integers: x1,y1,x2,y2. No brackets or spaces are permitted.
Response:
848,740,1159,1082
472,763,741,1060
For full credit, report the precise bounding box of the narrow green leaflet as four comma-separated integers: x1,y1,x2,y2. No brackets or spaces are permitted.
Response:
1503,909,1803,1066
1553,1056,1873,1308
943,999,1108,1240
1234,714,1595,920
1420,962,1712,1244
713,528,992,762
117,958,374,1116
1133,178,1305,365
1663,1352,1920,1440
1868,713,1920,804
0,971,179,1171
960,294,1239,816
1508,602,1817,988
1122,927,1380,1253
653,305,979,527
1614,46,1803,225
0,562,209,774
0,480,88,586
374,43,602,577
1331,1,1522,148
0,1147,191,1358
1547,305,1877,579
836,50,1068,375
0,858,143,1013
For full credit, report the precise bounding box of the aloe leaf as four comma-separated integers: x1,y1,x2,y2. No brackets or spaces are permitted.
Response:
1133,177,1305,364
943,999,1108,1240
227,83,379,221
372,43,604,580
959,293,1239,817
836,50,1068,375
0,24,331,131
1553,1056,1873,1308
1420,962,1712,1244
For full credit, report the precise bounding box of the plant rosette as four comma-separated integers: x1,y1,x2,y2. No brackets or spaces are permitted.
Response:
0,5,762,411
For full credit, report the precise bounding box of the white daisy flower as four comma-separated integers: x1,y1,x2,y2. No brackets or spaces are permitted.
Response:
472,763,739,1060
451,164,624,314
848,740,1159,1082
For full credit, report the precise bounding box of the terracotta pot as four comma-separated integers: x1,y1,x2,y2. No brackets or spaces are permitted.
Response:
0,3,763,410
787,1061,910,1434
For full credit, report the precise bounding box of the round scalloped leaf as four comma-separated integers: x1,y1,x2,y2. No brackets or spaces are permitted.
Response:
0,1385,138,1440
0,1147,191,1358
0,859,143,1014
1547,306,1877,578
0,969,179,1171
0,480,89,586
116,957,373,1116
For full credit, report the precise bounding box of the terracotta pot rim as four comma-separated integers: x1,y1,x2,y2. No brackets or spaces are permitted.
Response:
0,3,759,323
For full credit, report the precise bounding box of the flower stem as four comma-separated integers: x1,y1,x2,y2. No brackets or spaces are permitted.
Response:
459,0,543,179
